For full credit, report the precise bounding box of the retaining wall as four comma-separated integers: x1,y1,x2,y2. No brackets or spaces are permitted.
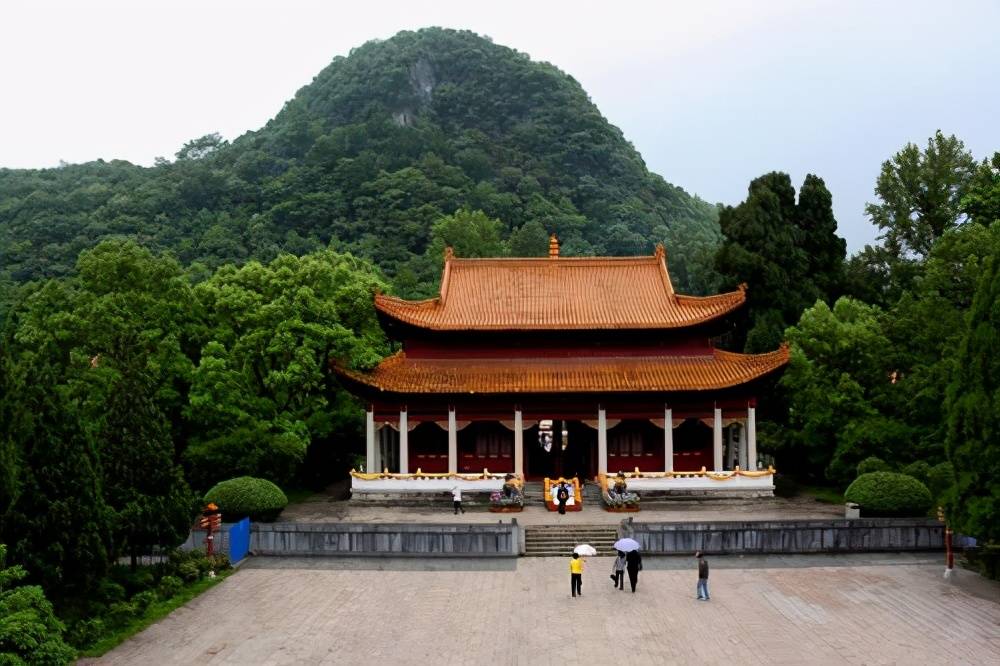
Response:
622,518,944,554
251,522,521,557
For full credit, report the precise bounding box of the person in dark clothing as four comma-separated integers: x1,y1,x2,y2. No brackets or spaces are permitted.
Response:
556,482,569,515
610,550,626,590
696,551,710,600
625,549,642,593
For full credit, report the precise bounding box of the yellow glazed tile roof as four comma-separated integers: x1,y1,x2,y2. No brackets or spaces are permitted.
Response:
335,346,790,395
375,250,746,331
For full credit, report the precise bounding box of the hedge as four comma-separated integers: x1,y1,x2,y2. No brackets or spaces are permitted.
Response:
203,476,288,522
856,456,891,476
844,472,933,517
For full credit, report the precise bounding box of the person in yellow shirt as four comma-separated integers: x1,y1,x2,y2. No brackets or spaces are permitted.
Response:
570,553,584,597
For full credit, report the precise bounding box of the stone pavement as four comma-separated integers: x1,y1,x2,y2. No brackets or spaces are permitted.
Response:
279,494,843,524
95,554,1000,665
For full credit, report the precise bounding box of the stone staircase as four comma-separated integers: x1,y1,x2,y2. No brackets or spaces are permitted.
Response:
524,524,619,557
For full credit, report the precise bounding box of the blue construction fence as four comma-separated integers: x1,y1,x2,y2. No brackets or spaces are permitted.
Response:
183,517,251,563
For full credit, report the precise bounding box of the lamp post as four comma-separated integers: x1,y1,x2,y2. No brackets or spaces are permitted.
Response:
937,506,954,579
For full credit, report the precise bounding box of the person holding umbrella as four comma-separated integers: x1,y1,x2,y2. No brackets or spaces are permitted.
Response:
569,552,584,597
610,550,626,590
613,537,643,593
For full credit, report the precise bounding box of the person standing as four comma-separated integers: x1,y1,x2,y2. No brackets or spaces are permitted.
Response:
451,486,465,515
556,482,569,515
696,551,710,600
610,550,626,591
570,552,584,597
625,549,642,593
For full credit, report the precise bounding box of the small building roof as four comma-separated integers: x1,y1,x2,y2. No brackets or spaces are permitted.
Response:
375,247,746,331
335,346,789,395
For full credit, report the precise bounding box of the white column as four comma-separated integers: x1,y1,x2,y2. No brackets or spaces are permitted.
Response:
398,409,409,474
739,422,748,470
664,407,674,472
598,406,608,475
447,407,458,474
365,409,375,472
514,408,524,478
747,405,758,471
713,407,723,471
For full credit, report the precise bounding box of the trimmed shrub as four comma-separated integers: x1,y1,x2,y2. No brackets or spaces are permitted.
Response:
204,476,288,522
210,554,232,571
158,575,182,600
845,472,933,517
856,456,891,476
97,580,126,605
901,460,932,487
131,590,157,615
176,561,200,583
105,601,137,630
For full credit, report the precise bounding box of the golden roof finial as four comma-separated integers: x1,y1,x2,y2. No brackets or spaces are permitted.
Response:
444,246,454,262
548,234,559,259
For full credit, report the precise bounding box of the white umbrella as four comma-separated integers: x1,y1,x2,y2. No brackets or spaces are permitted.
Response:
574,544,597,557
613,537,640,552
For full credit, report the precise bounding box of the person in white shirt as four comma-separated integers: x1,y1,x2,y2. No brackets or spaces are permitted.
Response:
451,486,465,515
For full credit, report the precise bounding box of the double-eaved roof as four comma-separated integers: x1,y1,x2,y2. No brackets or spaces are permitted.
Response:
336,244,788,397
375,247,746,331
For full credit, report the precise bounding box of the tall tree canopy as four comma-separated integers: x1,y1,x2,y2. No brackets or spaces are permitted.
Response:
945,245,1000,543
184,251,390,488
715,172,845,351
865,130,977,262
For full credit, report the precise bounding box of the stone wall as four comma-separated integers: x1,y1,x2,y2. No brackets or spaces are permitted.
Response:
622,518,944,554
251,522,521,557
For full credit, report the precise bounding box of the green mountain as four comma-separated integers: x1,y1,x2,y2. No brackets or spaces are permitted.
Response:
0,27,720,294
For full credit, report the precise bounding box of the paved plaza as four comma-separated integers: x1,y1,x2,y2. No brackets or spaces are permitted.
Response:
95,554,1000,665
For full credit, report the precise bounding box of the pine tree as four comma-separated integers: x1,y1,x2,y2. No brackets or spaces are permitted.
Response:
945,249,1000,543
1,362,111,598
715,172,809,351
797,174,846,299
98,368,194,568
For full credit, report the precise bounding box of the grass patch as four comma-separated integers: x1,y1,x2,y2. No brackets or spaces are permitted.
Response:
800,485,845,504
78,570,234,658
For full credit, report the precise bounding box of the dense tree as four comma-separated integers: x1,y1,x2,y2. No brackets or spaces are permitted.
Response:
962,152,1000,226
0,544,75,665
97,367,194,569
797,174,846,298
944,247,1000,543
715,172,844,351
184,251,390,489
0,27,719,297
779,298,915,484
0,289,112,596
865,131,977,262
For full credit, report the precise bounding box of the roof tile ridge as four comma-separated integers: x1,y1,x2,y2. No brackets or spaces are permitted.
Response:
375,293,440,310
675,287,747,305
714,345,790,363
448,255,660,264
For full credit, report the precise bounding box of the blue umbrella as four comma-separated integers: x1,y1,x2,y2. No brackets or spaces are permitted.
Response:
613,537,640,552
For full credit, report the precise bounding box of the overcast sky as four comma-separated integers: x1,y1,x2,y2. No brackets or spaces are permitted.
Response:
2,0,998,251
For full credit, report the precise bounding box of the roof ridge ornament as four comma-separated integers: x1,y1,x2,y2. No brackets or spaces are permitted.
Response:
548,234,559,259
444,246,455,262
654,243,666,260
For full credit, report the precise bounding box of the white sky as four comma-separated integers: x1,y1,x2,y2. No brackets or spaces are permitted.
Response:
1,0,998,251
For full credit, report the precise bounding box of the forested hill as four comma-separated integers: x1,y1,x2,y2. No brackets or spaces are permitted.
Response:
0,27,720,295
